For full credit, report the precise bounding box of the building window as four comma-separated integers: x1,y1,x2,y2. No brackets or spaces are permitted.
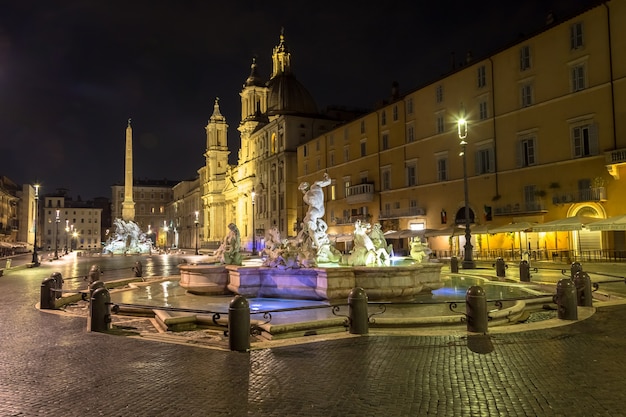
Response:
303,144,308,157
381,169,391,191
406,161,417,187
392,105,398,121
381,110,387,126
437,157,448,182
330,183,336,200
382,133,389,150
344,146,349,162
570,22,584,50
521,82,533,107
477,65,486,88
520,45,531,71
435,85,443,103
407,98,413,114
407,125,415,143
517,136,536,167
571,63,586,92
304,162,308,175
436,114,444,134
316,158,321,170
329,151,335,167
343,179,351,198
475,145,495,174
360,120,365,134
360,139,366,157
523,184,537,205
479,100,488,120
329,134,334,146
572,124,598,158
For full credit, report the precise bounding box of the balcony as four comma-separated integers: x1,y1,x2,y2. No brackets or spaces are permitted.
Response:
333,215,372,226
379,206,426,220
494,201,547,216
346,183,374,204
605,148,626,179
551,187,607,204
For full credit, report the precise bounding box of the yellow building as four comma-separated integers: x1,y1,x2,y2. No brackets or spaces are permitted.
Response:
299,0,626,261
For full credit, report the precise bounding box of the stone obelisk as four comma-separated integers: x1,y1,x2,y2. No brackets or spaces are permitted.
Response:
121,118,135,221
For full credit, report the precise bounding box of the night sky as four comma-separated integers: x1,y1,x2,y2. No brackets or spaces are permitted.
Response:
0,0,597,200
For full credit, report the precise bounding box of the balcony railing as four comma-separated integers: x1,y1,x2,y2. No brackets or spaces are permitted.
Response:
606,148,626,164
346,183,374,204
494,201,547,216
379,206,426,219
333,215,372,225
551,187,607,204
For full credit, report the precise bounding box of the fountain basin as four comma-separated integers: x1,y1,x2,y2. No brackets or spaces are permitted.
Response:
179,263,229,295
180,262,444,301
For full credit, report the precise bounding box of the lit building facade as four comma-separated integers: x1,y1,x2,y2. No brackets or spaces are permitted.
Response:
298,0,626,259
42,196,102,251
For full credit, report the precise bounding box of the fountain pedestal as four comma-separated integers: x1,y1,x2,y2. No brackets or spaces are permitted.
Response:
181,262,444,301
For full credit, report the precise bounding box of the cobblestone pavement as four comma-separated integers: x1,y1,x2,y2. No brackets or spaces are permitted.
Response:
1,254,626,416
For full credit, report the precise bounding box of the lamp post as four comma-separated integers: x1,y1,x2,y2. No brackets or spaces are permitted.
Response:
53,209,60,260
65,220,69,255
72,229,78,251
70,225,74,251
31,184,40,266
163,220,169,251
458,118,475,269
194,211,199,255
251,188,257,256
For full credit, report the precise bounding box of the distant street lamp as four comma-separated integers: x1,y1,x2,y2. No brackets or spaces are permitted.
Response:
194,211,199,255
31,184,40,266
72,229,78,251
251,188,257,256
458,118,475,269
53,209,60,260
65,220,69,255
163,220,169,251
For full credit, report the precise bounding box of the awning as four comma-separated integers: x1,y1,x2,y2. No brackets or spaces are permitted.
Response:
487,222,535,234
384,229,425,239
423,225,464,237
328,233,354,243
532,215,600,232
586,214,626,231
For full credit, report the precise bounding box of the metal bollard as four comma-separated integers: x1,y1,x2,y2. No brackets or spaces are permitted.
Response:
573,271,593,307
228,295,250,352
40,277,57,309
89,280,105,298
348,287,369,335
570,262,582,279
133,261,143,278
554,279,578,320
450,256,459,273
50,272,64,299
466,286,488,333
495,257,506,277
519,260,531,282
89,287,111,332
86,264,102,284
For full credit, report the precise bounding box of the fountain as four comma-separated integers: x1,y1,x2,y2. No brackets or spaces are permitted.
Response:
178,173,444,301
102,219,154,254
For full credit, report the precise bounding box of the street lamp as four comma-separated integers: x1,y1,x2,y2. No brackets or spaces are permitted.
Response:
72,229,78,251
65,220,69,255
194,211,199,255
53,209,60,260
31,184,40,266
163,220,169,251
458,118,475,269
251,188,257,255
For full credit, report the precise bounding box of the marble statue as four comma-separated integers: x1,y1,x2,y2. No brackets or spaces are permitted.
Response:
409,237,432,263
214,223,243,265
102,218,153,254
341,220,391,266
296,173,341,266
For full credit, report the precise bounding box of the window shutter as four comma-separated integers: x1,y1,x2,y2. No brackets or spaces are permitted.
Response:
488,148,495,173
589,124,599,155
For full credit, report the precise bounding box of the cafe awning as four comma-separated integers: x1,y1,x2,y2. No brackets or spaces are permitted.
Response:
586,214,626,231
532,215,600,232
487,222,535,234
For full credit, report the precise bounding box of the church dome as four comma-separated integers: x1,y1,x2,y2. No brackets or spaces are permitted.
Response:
266,73,318,115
